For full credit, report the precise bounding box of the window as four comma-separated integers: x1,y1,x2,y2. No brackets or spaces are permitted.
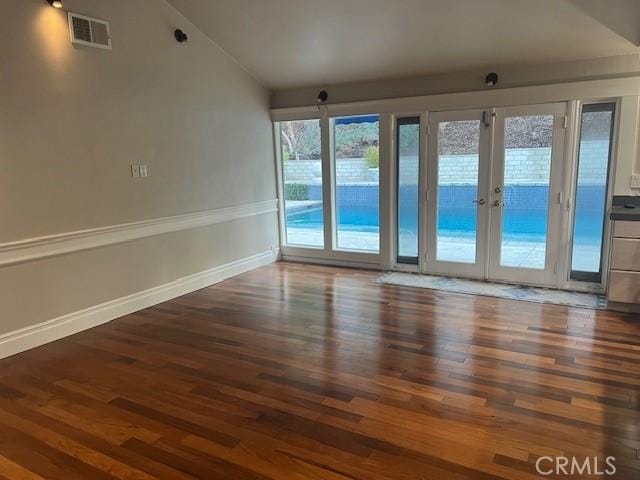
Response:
570,103,615,283
333,115,380,252
280,119,324,247
396,117,420,264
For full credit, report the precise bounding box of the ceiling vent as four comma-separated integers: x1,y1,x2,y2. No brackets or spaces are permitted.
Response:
67,12,112,50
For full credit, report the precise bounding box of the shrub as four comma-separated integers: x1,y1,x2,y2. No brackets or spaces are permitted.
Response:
285,183,309,201
365,146,380,169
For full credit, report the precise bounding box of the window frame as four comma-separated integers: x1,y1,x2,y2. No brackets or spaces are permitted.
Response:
272,78,634,281
274,116,383,269
568,101,617,284
395,116,421,265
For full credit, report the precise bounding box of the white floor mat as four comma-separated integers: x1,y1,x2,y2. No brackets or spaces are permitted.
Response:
374,272,606,310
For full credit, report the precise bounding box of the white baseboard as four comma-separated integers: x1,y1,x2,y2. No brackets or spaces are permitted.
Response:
0,249,279,360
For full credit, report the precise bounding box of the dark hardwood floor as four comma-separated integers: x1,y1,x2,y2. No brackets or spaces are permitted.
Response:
0,262,638,479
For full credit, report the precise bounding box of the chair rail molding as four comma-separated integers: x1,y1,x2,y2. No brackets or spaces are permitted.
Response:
0,199,279,267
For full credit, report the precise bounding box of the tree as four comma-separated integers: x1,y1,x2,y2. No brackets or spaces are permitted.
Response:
335,122,378,158
281,121,321,160
365,146,379,168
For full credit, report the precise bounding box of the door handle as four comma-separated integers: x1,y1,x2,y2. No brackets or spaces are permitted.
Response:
473,198,486,205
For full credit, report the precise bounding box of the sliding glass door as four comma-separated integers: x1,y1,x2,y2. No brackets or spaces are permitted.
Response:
277,114,381,264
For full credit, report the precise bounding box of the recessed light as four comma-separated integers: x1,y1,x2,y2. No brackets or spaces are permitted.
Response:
47,0,63,8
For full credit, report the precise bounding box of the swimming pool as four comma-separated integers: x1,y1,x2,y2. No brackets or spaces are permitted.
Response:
285,184,605,271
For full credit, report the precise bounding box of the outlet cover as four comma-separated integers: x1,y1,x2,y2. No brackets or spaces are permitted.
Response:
631,174,640,189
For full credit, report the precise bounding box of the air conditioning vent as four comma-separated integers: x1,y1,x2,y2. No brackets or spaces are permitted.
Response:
71,15,91,42
68,12,112,50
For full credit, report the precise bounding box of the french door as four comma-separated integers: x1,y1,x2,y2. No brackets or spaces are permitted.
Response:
425,109,491,278
424,103,567,286
488,104,566,285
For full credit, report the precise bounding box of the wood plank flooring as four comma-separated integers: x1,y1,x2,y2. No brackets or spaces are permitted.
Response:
0,262,638,479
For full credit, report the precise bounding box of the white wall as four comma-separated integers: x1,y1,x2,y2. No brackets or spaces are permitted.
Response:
614,96,640,196
0,0,278,337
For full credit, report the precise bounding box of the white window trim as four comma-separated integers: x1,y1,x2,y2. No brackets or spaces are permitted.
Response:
273,77,638,291
559,97,621,292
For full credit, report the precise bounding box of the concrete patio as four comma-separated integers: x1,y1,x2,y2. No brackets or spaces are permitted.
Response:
287,227,601,272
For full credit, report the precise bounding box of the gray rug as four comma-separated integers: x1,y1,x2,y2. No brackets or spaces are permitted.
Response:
374,272,606,310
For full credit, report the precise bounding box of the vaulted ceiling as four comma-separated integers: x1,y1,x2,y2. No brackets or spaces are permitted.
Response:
167,0,640,89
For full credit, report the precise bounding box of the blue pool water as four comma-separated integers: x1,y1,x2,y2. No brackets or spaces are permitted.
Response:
286,184,605,242
288,205,379,232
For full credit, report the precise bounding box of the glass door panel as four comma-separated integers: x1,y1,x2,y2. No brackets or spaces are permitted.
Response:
280,119,324,247
488,103,566,286
333,115,380,252
437,120,481,264
426,110,490,278
500,114,554,269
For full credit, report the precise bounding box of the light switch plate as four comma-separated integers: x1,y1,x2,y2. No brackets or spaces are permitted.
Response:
140,165,148,178
131,164,140,178
631,174,640,189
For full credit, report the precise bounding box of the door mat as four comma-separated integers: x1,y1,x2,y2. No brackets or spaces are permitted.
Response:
374,272,606,310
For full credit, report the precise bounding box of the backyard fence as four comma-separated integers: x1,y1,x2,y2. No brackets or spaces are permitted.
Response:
284,141,609,186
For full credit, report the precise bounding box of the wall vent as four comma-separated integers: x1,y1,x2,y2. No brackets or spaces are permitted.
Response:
68,12,112,50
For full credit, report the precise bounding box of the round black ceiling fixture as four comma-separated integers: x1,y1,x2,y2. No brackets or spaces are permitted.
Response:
485,72,498,87
317,90,328,104
174,29,188,43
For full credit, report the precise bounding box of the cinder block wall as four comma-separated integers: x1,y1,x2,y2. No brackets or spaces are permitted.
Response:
285,142,610,187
